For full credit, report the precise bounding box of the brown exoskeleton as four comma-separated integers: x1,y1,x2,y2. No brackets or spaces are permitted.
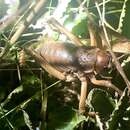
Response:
26,41,122,114
36,42,111,75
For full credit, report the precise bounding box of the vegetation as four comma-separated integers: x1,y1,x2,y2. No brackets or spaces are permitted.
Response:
0,0,130,129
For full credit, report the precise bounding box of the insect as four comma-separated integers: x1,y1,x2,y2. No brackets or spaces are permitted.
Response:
36,42,111,78
27,41,122,114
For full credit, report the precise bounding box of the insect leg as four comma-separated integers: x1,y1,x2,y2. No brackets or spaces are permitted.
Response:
78,77,88,114
90,76,123,96
47,18,82,46
25,48,66,80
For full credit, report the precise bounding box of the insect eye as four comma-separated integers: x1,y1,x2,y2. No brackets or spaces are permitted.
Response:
81,55,88,62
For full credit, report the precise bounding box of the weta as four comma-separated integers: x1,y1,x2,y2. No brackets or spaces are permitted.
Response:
36,42,112,78
26,41,122,114
24,8,125,115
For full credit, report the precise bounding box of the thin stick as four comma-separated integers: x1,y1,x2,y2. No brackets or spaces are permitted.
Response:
10,0,47,44
0,0,47,60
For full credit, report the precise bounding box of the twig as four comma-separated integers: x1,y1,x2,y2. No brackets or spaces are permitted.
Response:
10,0,47,44
0,0,47,60
40,71,48,130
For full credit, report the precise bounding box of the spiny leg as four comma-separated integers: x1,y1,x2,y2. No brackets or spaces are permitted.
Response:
90,76,123,96
79,77,88,114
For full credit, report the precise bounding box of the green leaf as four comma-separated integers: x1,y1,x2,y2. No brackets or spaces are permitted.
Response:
117,0,128,32
47,101,87,130
64,11,88,37
22,75,40,85
122,0,130,38
22,109,33,130
57,112,87,130
107,88,129,130
87,88,115,121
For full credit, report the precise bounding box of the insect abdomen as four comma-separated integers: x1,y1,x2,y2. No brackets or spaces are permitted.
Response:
37,42,79,72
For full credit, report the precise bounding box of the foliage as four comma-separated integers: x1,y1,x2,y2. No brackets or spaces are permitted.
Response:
0,0,130,130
